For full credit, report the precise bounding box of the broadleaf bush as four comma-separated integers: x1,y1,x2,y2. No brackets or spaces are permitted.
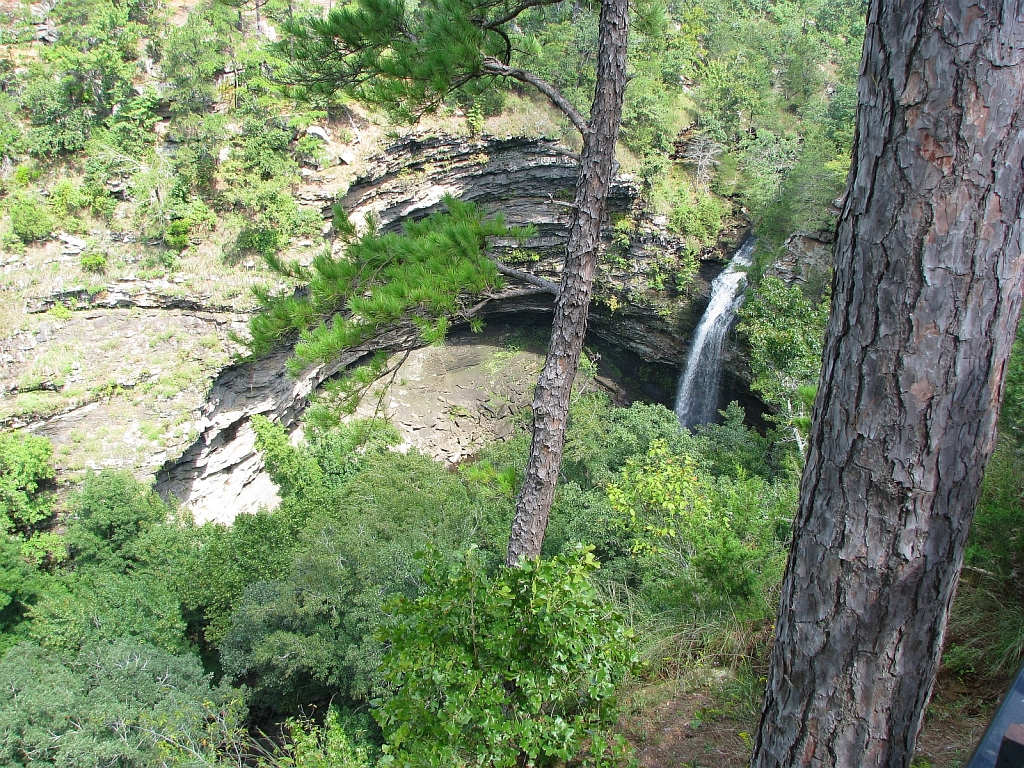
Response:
375,546,638,767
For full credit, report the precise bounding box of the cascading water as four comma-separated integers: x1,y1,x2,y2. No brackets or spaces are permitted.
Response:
674,236,755,428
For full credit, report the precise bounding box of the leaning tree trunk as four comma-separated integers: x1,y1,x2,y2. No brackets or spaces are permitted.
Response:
505,0,628,565
751,1,1024,766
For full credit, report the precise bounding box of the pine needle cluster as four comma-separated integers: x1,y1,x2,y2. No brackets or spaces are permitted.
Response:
278,0,521,120
242,196,533,376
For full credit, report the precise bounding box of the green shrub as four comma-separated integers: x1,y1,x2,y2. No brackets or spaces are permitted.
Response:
605,433,793,665
0,639,243,767
0,537,48,654
280,708,374,768
669,192,726,244
0,432,54,537
65,471,170,573
11,163,41,188
8,193,54,243
295,134,328,167
48,179,92,223
164,218,193,252
376,547,638,767
0,96,24,162
80,252,108,273
161,8,231,114
945,329,1024,679
620,67,685,157
236,224,282,258
757,129,849,250
160,201,215,253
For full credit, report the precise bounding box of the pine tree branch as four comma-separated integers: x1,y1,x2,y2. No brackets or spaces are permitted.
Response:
487,25,513,65
490,258,560,295
480,58,588,136
479,0,564,30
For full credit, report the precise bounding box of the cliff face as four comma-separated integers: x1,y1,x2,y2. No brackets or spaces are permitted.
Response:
765,230,834,301
146,134,754,521
340,135,635,240
340,134,748,363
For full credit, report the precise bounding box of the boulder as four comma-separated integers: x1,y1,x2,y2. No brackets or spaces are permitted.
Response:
305,125,331,142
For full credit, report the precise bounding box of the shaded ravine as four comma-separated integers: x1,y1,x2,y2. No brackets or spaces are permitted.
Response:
152,290,668,523
675,237,755,428
153,135,756,522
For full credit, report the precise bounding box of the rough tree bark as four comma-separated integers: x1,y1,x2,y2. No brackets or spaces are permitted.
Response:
751,0,1024,766
504,0,629,565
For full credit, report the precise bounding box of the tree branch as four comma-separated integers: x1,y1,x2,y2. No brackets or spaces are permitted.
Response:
488,25,513,65
490,257,560,295
480,0,563,30
480,58,588,136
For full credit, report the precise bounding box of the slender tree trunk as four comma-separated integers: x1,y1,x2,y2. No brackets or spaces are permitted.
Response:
752,1,1024,766
505,0,628,564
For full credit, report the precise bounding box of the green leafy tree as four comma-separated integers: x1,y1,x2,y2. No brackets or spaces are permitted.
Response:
758,129,849,251
0,432,55,538
219,437,509,713
27,571,191,654
376,547,637,767
19,0,145,154
607,438,789,607
64,471,170,573
738,275,830,456
161,5,232,114
181,510,303,646
0,537,49,655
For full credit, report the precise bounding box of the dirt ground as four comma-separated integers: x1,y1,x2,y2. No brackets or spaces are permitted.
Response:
621,672,997,768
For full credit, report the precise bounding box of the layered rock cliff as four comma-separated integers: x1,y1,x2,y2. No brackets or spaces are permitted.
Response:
150,133,755,521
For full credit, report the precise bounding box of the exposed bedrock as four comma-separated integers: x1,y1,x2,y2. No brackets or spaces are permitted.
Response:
156,134,758,522
338,134,636,240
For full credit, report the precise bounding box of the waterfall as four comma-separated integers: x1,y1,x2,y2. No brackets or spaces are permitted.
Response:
674,237,755,428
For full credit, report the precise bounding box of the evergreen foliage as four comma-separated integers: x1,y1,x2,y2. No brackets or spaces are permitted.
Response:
281,0,533,120
8,192,55,243
243,198,529,373
0,639,242,768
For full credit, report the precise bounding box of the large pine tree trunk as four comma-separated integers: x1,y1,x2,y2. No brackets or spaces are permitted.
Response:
751,1,1024,765
505,0,628,565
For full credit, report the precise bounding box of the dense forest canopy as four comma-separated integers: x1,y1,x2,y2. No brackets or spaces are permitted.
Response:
0,0,1021,764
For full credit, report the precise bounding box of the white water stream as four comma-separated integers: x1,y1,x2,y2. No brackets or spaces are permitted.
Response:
674,237,755,428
